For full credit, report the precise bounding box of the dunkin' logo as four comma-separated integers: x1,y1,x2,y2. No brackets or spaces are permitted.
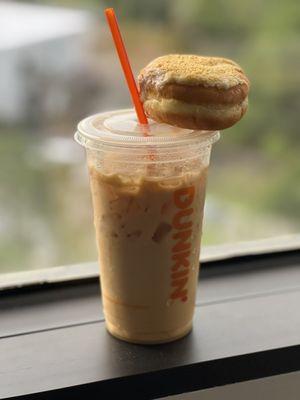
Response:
170,186,195,303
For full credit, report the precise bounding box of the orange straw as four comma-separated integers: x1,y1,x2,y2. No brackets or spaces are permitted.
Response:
104,8,148,125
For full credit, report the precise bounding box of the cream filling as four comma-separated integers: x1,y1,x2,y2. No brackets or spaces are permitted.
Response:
144,97,248,119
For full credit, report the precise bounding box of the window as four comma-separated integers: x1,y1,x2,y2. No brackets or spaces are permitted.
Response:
1,0,299,273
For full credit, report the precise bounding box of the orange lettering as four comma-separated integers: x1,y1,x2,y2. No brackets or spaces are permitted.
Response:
170,277,188,302
172,230,192,253
171,269,189,280
172,208,193,230
172,251,190,271
174,187,195,209
170,185,196,303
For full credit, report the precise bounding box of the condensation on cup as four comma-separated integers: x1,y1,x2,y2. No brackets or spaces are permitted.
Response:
75,109,219,344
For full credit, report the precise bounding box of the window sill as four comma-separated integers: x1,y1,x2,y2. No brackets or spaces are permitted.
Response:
1,234,300,291
1,246,300,399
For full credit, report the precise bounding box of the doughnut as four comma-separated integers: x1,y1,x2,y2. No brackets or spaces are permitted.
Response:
138,54,250,130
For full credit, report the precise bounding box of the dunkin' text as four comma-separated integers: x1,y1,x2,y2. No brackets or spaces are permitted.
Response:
170,186,195,302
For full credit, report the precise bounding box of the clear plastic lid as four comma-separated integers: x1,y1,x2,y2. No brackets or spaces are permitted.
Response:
75,109,220,150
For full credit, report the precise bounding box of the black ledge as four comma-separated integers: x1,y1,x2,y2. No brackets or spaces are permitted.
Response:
1,250,300,399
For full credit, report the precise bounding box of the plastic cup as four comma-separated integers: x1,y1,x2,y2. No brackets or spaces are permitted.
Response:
75,109,219,344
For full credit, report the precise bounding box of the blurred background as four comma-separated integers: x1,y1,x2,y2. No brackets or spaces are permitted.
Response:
1,0,299,273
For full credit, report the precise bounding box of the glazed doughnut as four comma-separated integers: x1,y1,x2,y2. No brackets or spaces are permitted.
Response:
138,54,250,130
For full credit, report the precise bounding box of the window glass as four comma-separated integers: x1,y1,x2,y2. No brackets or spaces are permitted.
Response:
1,0,299,273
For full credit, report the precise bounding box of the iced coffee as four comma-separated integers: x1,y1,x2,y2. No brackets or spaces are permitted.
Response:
75,110,219,344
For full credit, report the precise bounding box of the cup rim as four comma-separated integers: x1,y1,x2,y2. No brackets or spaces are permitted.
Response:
75,109,220,150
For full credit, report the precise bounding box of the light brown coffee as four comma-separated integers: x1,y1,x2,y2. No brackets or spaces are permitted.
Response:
88,164,207,344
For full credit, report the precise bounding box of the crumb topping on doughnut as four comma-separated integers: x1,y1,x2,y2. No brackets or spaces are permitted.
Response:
139,54,249,90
